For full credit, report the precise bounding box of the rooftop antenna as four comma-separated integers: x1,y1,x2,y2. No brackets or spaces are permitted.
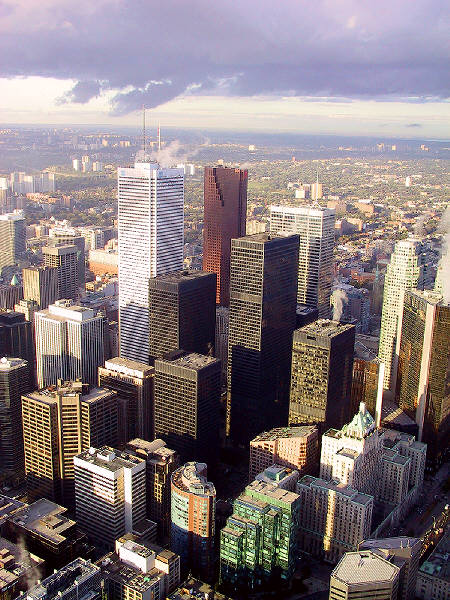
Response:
142,105,147,155
157,122,161,152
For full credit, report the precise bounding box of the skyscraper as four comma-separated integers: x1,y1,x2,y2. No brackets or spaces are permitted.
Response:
43,245,79,301
74,446,147,551
35,300,104,388
23,266,59,309
0,357,30,476
378,238,425,390
396,289,450,455
99,357,155,442
154,353,221,465
22,381,119,505
0,213,26,272
270,205,335,317
227,233,299,445
0,311,34,380
118,161,184,363
148,270,216,364
289,320,355,432
50,234,86,289
203,166,248,306
170,462,216,582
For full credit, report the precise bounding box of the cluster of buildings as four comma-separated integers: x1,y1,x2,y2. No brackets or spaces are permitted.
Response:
0,157,448,598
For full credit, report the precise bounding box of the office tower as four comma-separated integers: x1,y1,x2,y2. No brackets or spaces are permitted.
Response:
0,279,23,310
35,300,104,388
15,558,102,600
203,166,248,306
102,537,180,599
215,306,229,385
0,537,45,600
227,233,299,444
311,180,323,201
289,320,355,431
74,446,148,551
220,480,300,593
14,298,39,324
416,529,450,600
22,266,58,309
378,238,425,390
170,462,216,582
4,499,91,573
396,290,450,456
43,245,79,301
270,205,335,317
360,538,422,600
118,161,184,363
351,356,384,422
249,425,318,482
51,234,86,289
127,438,179,539
154,353,221,465
99,357,154,442
0,213,26,272
148,270,216,364
329,551,400,600
22,381,119,505
0,311,34,379
0,357,30,476
331,284,371,333
297,476,373,562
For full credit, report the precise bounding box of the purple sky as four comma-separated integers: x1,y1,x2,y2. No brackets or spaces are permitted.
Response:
0,0,448,133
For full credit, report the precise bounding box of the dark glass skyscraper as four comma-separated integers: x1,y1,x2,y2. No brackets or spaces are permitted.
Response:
226,233,299,445
148,270,216,364
0,311,34,381
154,353,221,465
203,166,248,306
289,320,355,432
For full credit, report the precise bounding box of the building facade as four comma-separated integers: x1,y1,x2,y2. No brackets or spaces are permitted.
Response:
22,266,59,309
289,320,355,432
118,162,184,363
270,205,335,317
43,245,79,301
0,213,26,272
203,166,248,306
227,233,299,444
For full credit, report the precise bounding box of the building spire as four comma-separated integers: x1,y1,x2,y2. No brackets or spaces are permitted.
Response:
142,105,147,155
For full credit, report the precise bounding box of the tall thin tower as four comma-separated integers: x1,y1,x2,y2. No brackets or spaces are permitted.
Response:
118,161,184,362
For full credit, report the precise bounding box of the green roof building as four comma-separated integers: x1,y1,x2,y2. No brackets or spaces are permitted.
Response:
219,480,300,593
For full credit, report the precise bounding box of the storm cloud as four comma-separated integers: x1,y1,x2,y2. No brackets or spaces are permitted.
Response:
0,0,448,114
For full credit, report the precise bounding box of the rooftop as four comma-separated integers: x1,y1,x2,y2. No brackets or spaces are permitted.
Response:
234,232,294,243
0,356,28,371
251,425,317,443
164,352,220,371
172,462,215,497
298,476,373,506
75,447,145,473
25,383,115,405
270,204,334,216
296,319,355,338
419,527,450,581
168,577,232,600
8,499,75,545
103,357,153,377
332,551,399,585
150,269,215,284
246,480,300,505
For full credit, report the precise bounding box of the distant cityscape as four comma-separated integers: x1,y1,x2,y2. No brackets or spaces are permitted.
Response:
0,125,448,600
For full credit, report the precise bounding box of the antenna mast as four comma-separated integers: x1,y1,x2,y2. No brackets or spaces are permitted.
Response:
142,105,146,155
158,122,161,152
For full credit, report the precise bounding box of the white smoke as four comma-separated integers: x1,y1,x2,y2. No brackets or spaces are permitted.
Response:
16,536,42,591
436,205,450,303
149,137,210,168
332,288,348,321
413,214,427,236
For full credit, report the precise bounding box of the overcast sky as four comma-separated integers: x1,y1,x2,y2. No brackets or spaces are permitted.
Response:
0,0,448,137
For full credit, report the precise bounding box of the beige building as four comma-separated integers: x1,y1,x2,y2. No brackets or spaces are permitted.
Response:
22,266,58,309
297,476,373,563
416,528,450,600
43,245,78,301
249,425,318,482
329,550,400,600
22,381,119,506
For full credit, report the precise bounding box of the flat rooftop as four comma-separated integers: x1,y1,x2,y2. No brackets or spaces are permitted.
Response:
234,232,291,243
298,476,373,505
24,384,114,405
296,319,355,338
166,352,219,371
246,480,299,504
172,463,215,496
419,527,450,581
151,269,214,283
8,499,75,545
76,447,145,473
332,551,399,585
251,425,317,443
0,356,27,371
103,356,153,376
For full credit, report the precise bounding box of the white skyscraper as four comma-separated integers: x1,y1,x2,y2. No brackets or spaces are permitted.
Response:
118,162,184,362
270,205,335,317
35,299,104,388
378,238,425,390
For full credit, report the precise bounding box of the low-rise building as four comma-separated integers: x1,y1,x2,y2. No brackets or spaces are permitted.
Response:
416,528,450,600
0,537,45,600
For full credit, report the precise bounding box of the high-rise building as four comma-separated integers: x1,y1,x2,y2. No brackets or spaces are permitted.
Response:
329,551,400,600
35,300,104,388
0,279,23,310
416,528,450,600
219,480,300,593
270,205,335,317
215,306,229,386
310,181,323,201
127,438,179,539
154,353,221,465
118,161,184,363
148,270,216,364
43,245,79,301
74,446,148,551
0,311,34,379
227,233,299,445
22,266,59,309
351,356,384,423
99,357,154,442
297,476,373,562
170,462,216,582
0,357,30,476
331,284,371,333
203,166,248,306
359,537,422,600
378,238,425,390
396,290,450,456
0,213,26,272
249,425,318,482
102,537,180,599
50,234,86,289
289,320,355,431
22,381,119,505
